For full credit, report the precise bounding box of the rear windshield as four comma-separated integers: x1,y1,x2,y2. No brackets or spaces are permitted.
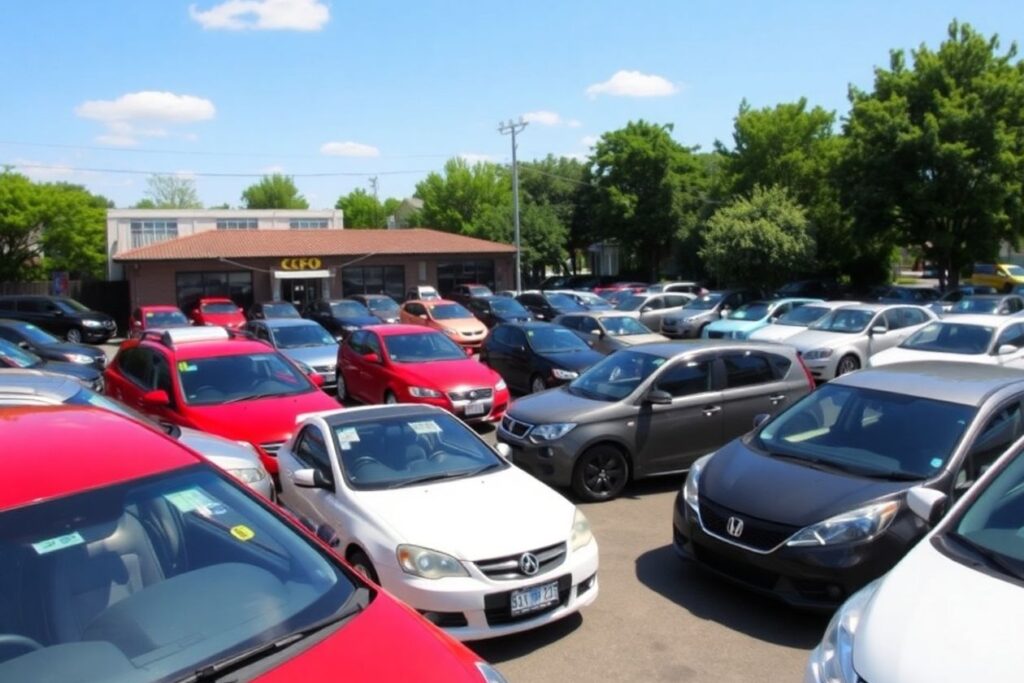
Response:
545,293,585,312
272,324,336,349
364,298,400,315
261,303,301,318
201,302,239,314
330,302,371,318
144,310,190,327
900,322,994,355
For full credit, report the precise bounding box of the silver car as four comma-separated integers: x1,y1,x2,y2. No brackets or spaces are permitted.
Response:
613,292,696,329
245,318,340,390
0,369,274,498
661,289,763,338
553,311,667,354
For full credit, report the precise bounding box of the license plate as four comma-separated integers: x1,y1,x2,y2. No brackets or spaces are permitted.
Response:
465,401,487,416
510,581,559,616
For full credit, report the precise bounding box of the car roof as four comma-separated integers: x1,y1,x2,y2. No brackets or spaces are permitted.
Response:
497,320,554,329
407,298,457,306
258,300,296,305
321,403,448,427
935,314,1020,328
0,406,199,510
139,305,182,311
0,318,37,329
199,297,233,302
259,318,323,328
623,340,796,359
961,295,1011,301
137,334,273,360
369,323,436,336
353,294,392,299
834,362,1024,406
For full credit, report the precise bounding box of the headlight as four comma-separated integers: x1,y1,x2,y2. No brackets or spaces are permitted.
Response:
551,368,578,380
397,544,468,579
570,508,594,551
807,579,881,683
82,320,102,328
787,500,900,547
341,324,359,332
443,328,460,337
684,316,699,323
495,378,507,391
409,386,443,398
64,353,94,364
228,467,268,484
476,663,508,683
802,348,835,360
683,453,713,512
530,422,576,442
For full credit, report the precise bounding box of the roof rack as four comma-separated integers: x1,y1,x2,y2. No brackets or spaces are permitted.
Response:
139,326,255,348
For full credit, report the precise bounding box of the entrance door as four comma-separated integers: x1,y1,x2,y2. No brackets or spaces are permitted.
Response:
282,278,323,309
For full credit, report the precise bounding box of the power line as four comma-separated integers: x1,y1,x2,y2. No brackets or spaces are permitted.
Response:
0,139,456,160
5,162,433,178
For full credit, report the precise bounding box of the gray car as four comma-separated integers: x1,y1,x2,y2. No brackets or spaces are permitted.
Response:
554,311,667,354
245,318,340,390
660,289,763,339
0,369,274,498
613,292,696,330
497,340,814,501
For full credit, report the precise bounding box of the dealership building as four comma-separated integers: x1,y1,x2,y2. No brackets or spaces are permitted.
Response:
108,209,516,311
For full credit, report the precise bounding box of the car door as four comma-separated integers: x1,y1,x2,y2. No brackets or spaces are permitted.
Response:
340,331,368,401
633,356,722,475
279,425,341,532
657,294,690,328
107,346,152,406
993,323,1024,368
717,350,794,441
638,297,665,329
951,400,1024,503
360,331,389,401
501,325,532,392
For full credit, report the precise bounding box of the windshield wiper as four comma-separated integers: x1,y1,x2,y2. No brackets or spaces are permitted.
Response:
764,450,856,474
388,467,493,489
223,392,281,404
946,532,1024,581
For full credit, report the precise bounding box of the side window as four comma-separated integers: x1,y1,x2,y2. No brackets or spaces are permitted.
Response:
151,353,174,397
579,317,601,334
956,402,1024,496
19,299,46,313
0,299,13,311
364,333,382,357
119,347,153,387
492,326,511,345
665,294,688,308
1009,299,1023,314
995,324,1024,350
767,353,793,379
0,328,17,344
655,360,712,397
946,291,964,303
902,308,928,326
295,427,334,486
131,308,141,320
559,316,579,331
347,330,366,354
646,297,664,310
722,352,775,389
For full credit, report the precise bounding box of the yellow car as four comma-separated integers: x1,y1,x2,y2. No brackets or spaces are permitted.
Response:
971,263,1024,291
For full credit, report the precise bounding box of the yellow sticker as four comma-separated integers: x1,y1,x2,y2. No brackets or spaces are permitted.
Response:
230,525,255,542
178,361,188,371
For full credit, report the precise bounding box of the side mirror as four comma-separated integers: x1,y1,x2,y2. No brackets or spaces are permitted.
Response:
293,468,333,490
495,443,513,461
752,413,771,429
362,352,380,364
645,389,673,405
869,326,888,337
418,314,427,320
907,487,948,525
997,344,1018,356
640,306,652,313
142,389,171,407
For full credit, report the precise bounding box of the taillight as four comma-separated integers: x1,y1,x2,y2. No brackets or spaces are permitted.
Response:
797,355,816,390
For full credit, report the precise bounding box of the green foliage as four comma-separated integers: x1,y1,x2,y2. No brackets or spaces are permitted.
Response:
133,198,157,209
475,202,568,277
414,158,510,234
143,175,202,209
241,174,309,209
699,185,815,287
335,188,396,228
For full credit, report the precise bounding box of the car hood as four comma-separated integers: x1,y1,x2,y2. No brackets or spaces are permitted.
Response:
495,312,532,323
435,318,488,335
334,315,380,327
701,439,911,527
854,539,1024,683
177,427,263,470
201,312,246,326
746,325,806,343
786,328,864,351
394,359,500,391
40,341,105,358
355,467,574,559
186,391,340,446
612,332,667,346
38,359,100,382
871,347,991,367
507,385,618,425
537,348,605,372
282,345,339,367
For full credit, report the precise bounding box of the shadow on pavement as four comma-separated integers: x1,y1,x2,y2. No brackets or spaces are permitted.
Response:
468,613,583,664
636,544,828,649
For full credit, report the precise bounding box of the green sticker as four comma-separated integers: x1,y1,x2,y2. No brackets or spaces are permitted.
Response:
177,361,198,372
32,531,85,555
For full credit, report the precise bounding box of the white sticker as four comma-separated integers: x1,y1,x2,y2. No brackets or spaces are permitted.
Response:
339,441,352,451
409,420,442,435
32,531,86,555
165,488,219,514
337,428,360,443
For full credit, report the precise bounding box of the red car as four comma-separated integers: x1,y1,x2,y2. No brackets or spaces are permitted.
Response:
592,282,648,298
338,325,509,422
0,405,504,682
128,304,190,338
189,296,247,329
104,326,339,474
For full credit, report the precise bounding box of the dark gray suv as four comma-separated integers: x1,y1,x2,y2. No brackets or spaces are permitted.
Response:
497,340,814,501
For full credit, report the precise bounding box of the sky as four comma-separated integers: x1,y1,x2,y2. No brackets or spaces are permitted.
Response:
0,0,1020,210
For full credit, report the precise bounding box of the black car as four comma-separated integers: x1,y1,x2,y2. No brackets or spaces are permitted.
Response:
0,338,103,391
248,300,301,320
516,291,587,321
448,284,494,306
0,295,115,344
480,322,604,394
673,362,1024,610
466,296,533,328
303,299,380,340
349,294,401,323
0,319,106,370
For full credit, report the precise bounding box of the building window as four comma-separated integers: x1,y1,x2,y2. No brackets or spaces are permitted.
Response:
130,220,178,249
341,265,405,301
216,218,257,230
437,260,495,296
289,219,329,229
175,271,253,312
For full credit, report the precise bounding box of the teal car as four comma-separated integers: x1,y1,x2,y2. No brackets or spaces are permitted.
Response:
702,298,823,339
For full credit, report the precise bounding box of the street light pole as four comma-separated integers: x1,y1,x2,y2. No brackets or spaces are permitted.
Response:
499,118,528,293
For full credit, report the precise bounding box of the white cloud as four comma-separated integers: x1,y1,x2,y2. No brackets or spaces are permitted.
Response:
585,70,679,98
567,119,582,128
581,135,600,148
189,0,329,31
459,153,494,165
320,141,380,158
522,110,561,126
76,91,215,146
12,159,76,181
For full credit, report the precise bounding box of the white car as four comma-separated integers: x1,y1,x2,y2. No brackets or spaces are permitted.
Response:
787,303,937,381
277,404,599,641
871,314,1024,369
805,437,1024,683
747,300,860,344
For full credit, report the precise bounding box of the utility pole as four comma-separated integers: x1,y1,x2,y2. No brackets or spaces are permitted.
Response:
368,176,380,227
498,118,528,293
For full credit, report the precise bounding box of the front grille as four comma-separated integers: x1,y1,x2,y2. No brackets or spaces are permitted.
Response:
313,364,335,373
448,387,493,401
260,441,285,457
698,497,799,552
693,543,778,590
463,330,485,338
483,574,572,626
474,542,567,580
501,415,533,438
706,330,726,339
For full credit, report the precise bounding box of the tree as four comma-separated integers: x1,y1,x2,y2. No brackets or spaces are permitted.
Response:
143,174,202,209
241,174,309,209
842,21,1024,289
133,198,157,209
476,202,568,279
699,185,815,288
335,188,386,228
518,155,586,272
0,171,46,281
415,158,510,234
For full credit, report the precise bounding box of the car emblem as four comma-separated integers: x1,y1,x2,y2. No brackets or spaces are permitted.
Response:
468,389,478,399
519,552,540,576
726,516,744,538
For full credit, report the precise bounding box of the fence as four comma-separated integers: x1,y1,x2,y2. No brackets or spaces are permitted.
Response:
0,280,132,334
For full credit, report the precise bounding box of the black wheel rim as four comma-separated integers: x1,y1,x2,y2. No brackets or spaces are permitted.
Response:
839,358,857,375
532,378,545,393
582,452,625,495
67,330,81,342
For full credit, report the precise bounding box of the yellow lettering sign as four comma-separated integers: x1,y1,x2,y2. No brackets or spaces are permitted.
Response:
280,257,322,271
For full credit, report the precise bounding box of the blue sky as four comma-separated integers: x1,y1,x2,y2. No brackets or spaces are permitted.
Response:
0,1,1019,210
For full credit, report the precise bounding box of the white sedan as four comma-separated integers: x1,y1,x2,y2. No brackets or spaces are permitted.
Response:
277,404,599,641
871,314,1024,369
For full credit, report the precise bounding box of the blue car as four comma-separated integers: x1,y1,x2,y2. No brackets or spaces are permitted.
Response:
702,298,823,339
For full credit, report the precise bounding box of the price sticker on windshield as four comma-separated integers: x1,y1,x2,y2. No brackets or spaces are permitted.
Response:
32,531,86,555
337,428,360,443
177,361,197,373
409,420,442,435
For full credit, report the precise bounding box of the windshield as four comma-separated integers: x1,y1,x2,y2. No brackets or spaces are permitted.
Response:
567,350,664,401
577,294,611,309
330,301,371,318
614,295,646,311
261,303,301,318
685,293,723,310
600,316,651,336
178,352,312,405
201,302,239,314
144,310,190,328
467,285,492,296
526,326,590,353
728,302,770,320
54,298,90,314
332,412,504,489
776,305,831,327
272,324,336,349
15,323,60,345
0,338,42,368
0,467,358,683
383,332,467,362
364,298,399,315
900,322,994,355
756,384,975,479
546,293,585,312
490,298,529,316
809,308,875,334
1006,265,1024,277
950,299,1002,315
428,303,472,320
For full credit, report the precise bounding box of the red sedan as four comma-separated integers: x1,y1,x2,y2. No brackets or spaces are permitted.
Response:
128,304,190,338
338,325,509,423
189,296,247,329
0,405,504,682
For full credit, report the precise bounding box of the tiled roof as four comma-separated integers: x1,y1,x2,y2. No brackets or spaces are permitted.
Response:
114,228,515,261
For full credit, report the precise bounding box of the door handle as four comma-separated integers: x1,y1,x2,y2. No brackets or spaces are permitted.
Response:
769,394,786,405
702,405,721,416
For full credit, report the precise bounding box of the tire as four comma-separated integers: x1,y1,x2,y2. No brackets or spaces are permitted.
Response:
336,372,347,401
384,390,398,405
347,548,379,584
836,354,861,377
697,323,709,339
571,444,630,502
66,327,82,344
530,374,547,394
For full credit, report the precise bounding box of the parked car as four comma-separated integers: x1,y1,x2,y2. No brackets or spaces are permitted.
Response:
128,304,191,338
277,404,599,641
787,303,938,380
554,312,666,355
870,315,1024,369
562,274,617,292
245,318,341,391
593,282,648,298
772,279,842,300
0,318,106,370
702,298,823,340
498,340,814,501
466,295,533,328
338,325,509,423
971,262,1024,291
0,337,103,391
188,296,246,330
247,300,302,320
867,285,941,304
747,301,860,344
449,283,494,305
615,292,696,330
104,326,338,475
404,285,441,301
943,294,1024,316
349,293,401,323
647,281,707,297
0,405,501,682
0,294,116,343
676,362,1024,611
931,285,999,313
538,275,571,291
551,290,614,311
480,322,605,394
805,432,1024,683
516,291,587,321
0,369,273,498
602,289,643,307
660,290,763,339
304,299,380,341
399,300,489,350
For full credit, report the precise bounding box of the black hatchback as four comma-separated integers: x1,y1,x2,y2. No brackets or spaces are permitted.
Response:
0,295,115,344
480,322,604,394
0,319,106,370
466,296,533,328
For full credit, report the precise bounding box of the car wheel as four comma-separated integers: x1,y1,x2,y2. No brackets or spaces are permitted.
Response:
697,323,709,338
347,548,379,584
836,354,860,377
572,444,629,502
66,328,82,344
384,390,398,405
530,374,547,394
336,372,347,401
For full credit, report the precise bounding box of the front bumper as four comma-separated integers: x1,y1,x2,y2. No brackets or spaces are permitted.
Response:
800,356,840,382
496,425,577,488
407,390,509,424
661,320,703,339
